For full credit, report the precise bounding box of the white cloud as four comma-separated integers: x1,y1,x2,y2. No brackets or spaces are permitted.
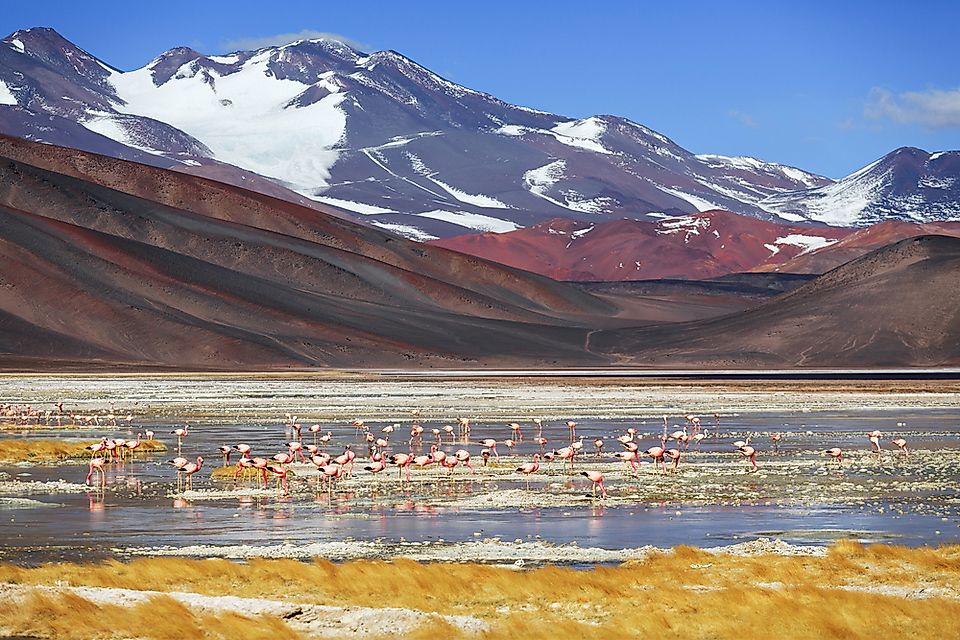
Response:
727,109,757,128
221,30,371,53
865,86,960,128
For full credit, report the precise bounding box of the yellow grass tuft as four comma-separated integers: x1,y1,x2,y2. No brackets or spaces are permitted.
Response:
0,590,303,640
0,439,167,463
210,465,261,480
2,542,960,639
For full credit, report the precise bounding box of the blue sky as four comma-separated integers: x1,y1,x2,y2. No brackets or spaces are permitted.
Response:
4,0,959,178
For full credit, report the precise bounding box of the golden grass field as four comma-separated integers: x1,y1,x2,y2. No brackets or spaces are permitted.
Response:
0,439,167,463
1,541,959,639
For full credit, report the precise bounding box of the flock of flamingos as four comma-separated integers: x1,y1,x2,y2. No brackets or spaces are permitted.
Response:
3,403,912,499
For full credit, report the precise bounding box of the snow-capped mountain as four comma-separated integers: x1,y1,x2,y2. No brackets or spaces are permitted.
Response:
1,27,956,239
761,147,960,226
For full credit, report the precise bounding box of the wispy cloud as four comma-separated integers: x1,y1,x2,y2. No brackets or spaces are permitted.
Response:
727,109,757,127
221,30,371,53
865,86,960,128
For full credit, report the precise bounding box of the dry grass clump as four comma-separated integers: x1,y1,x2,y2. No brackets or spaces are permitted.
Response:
209,465,261,480
0,589,302,640
1,542,959,639
0,439,167,463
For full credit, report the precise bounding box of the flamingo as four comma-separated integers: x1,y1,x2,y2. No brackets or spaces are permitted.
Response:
310,452,332,469
581,470,607,498
271,451,293,467
693,432,706,450
218,446,232,466
364,458,387,475
234,443,252,458
85,438,107,460
454,449,474,473
555,445,575,473
825,448,843,467
615,450,640,473
180,456,203,492
503,439,516,455
249,457,270,488
308,424,322,446
892,438,909,457
390,452,414,482
566,421,577,441
123,433,142,459
288,441,306,462
85,457,106,488
516,454,540,489
867,433,882,453
738,445,757,471
665,448,681,471
319,432,333,448
442,455,460,474
646,446,667,474
508,422,523,442
171,424,189,455
532,418,543,438
442,425,455,443
534,437,549,453
144,430,154,441
410,425,424,447
481,439,499,460
318,463,342,492
265,464,288,494
335,445,356,477
771,432,782,453
457,417,471,438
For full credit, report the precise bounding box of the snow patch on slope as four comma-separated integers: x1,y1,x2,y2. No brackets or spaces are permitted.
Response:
313,196,395,215
773,234,838,255
417,209,520,233
368,221,438,241
405,153,510,209
8,39,25,54
109,53,347,189
657,185,723,213
763,158,887,226
0,80,17,106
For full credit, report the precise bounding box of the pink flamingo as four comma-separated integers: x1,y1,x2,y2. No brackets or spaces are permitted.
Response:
566,421,577,441
288,441,306,462
218,446,232,466
665,448,681,471
85,438,107,460
646,446,667,474
144,430,154,441
390,452,414,482
867,433,881,453
481,439,499,460
615,450,640,473
581,470,607,498
308,424,322,446
738,445,757,471
442,455,460,474
273,452,294,466
516,453,540,488
508,422,523,442
555,445,575,473
180,456,203,492
454,449,474,473
171,424,189,456
892,438,909,457
503,439,516,455
532,418,543,439
85,457,106,488
534,437,549,453
265,465,288,494
825,448,843,467
442,425,455,443
123,433,142,459
693,432,706,450
771,433,782,453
